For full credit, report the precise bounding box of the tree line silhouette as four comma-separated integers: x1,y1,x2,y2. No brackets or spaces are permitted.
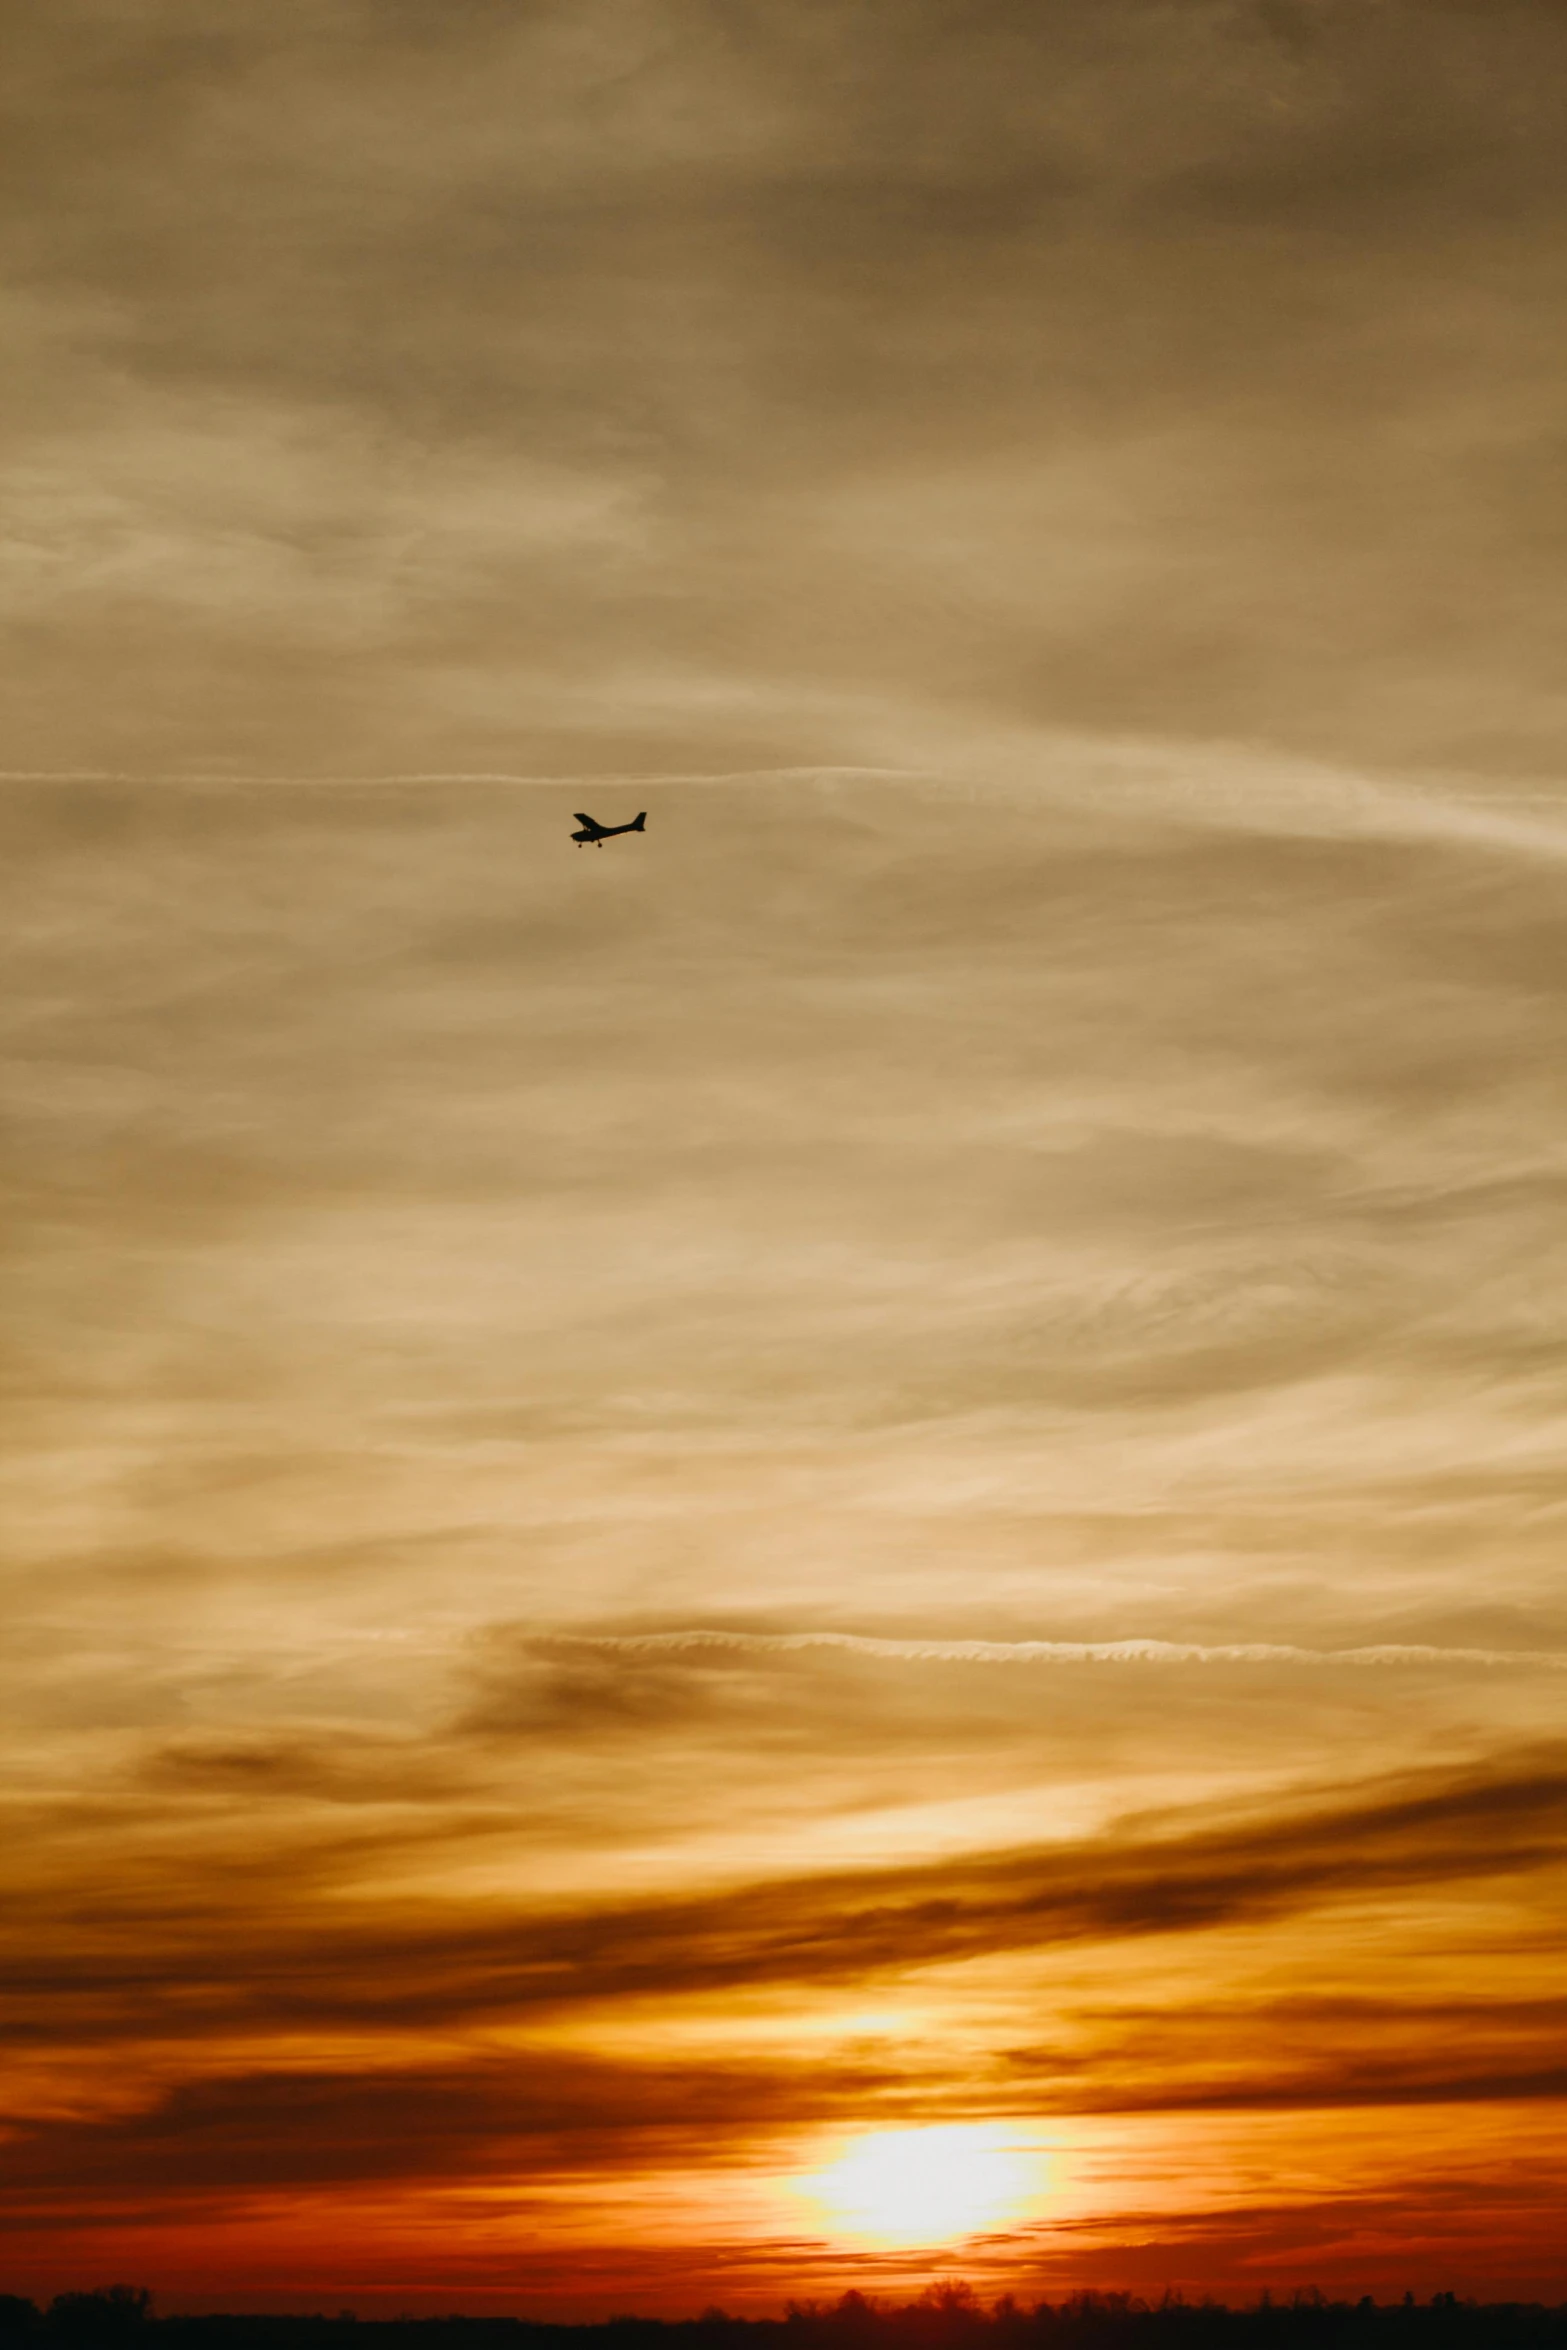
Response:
4,2286,1566,2350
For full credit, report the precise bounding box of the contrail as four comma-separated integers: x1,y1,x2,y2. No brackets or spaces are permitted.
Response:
526,1628,1567,1671
0,764,903,791
6,737,1567,867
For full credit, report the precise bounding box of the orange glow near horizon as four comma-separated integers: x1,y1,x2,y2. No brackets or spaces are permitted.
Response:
786,2125,1057,2250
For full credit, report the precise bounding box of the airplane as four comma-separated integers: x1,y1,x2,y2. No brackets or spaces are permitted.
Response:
571,809,647,846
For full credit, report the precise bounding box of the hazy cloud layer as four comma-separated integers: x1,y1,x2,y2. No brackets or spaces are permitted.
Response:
6,0,1567,2316
6,1,1567,774
8,762,1567,2303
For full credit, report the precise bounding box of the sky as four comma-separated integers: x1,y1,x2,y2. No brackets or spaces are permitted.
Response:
4,0,1567,2319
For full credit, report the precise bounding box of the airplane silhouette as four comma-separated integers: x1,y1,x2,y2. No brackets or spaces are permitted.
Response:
571,810,647,846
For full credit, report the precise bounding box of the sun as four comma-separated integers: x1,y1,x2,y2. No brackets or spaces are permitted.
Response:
786,2123,1054,2249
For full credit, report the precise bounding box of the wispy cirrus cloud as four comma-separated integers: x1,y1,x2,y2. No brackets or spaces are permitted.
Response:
8,0,1567,2309
6,1748,1564,2046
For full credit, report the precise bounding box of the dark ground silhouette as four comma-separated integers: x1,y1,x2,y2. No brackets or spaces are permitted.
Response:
5,2285,1567,2350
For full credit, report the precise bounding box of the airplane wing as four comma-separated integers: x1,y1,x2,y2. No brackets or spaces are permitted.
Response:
573,812,602,830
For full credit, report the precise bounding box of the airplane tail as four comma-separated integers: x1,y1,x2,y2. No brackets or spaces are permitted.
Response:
631,811,647,830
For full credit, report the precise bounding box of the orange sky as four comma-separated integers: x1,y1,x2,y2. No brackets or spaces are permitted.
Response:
4,0,1567,2319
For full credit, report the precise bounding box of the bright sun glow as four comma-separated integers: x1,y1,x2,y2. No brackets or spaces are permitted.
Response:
787,2123,1054,2248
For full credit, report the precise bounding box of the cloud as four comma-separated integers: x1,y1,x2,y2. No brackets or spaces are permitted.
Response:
1000,1989,1567,2115
7,2,1567,2307
0,2051,886,2204
4,1751,1567,2250
7,3,1567,772
7,1748,1564,2050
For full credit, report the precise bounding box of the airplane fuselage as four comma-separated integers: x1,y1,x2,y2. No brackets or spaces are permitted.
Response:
571,811,647,845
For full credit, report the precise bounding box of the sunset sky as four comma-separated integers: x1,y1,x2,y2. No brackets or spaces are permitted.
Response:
5,0,1567,2319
